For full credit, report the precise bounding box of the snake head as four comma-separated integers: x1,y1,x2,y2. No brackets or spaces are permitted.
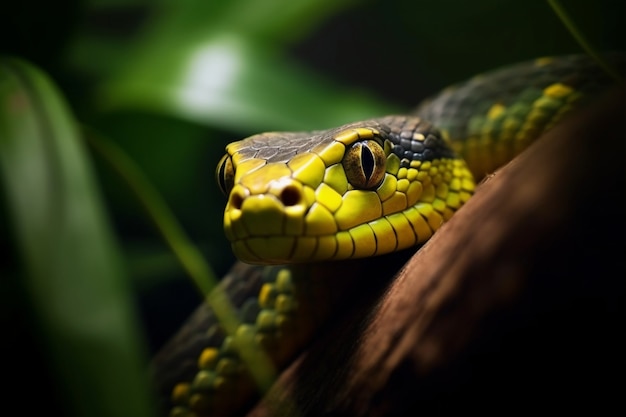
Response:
216,116,475,264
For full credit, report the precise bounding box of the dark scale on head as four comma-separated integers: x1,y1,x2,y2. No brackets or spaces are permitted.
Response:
382,116,456,164
399,137,412,150
410,141,424,153
256,146,281,160
234,131,331,164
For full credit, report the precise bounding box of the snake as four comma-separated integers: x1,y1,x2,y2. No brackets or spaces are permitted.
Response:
153,53,623,417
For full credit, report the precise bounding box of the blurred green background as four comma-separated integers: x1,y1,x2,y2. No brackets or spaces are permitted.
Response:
1,0,624,415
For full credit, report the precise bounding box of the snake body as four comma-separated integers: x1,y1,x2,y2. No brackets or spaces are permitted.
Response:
154,54,622,417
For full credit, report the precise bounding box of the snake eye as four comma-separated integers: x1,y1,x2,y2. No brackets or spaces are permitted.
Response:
216,154,235,196
342,140,386,190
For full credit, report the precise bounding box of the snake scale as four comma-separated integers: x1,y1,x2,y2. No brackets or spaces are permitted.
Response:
152,53,623,416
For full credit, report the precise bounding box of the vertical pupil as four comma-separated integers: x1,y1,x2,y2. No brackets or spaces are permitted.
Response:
361,144,374,181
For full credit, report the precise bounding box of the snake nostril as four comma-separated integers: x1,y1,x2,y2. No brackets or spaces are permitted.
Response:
230,192,244,210
280,185,301,207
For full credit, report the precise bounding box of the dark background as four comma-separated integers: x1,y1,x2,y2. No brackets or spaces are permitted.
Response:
1,0,624,414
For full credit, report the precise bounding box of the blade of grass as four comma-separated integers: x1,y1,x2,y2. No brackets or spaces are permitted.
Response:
85,129,279,394
0,57,155,417
548,0,623,82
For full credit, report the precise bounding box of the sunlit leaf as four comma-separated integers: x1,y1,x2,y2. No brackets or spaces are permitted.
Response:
101,36,397,132
92,0,396,131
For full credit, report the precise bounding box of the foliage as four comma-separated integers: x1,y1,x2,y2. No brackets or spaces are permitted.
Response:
1,0,623,414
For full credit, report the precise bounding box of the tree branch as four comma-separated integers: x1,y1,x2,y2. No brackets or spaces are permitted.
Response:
249,88,626,416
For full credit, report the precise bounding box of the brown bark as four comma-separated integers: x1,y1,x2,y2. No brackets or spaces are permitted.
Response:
249,88,626,416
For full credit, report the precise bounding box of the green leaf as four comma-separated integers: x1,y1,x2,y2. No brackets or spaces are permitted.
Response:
93,0,397,131
0,58,155,416
128,0,360,47
100,37,397,132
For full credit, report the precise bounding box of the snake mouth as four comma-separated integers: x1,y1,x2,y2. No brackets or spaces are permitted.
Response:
230,229,394,265
230,235,339,265
226,199,455,265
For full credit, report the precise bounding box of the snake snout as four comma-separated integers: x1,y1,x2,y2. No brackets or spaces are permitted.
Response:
224,176,313,244
227,178,306,211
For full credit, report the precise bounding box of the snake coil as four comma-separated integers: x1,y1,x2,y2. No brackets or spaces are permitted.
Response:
155,53,623,417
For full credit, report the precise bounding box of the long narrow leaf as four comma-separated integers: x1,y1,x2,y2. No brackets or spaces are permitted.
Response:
0,57,155,417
